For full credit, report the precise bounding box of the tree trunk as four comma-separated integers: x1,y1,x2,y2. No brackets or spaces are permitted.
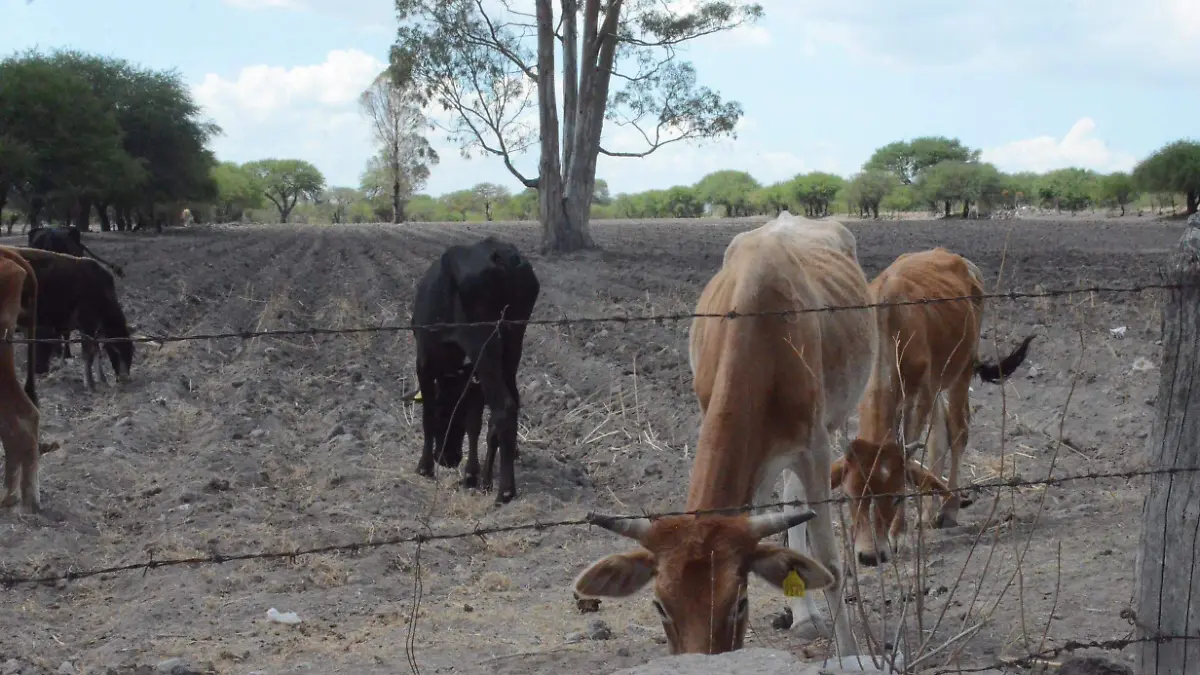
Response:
28,196,44,229
1134,223,1200,674
1187,189,1198,215
1120,202,1126,217
943,200,951,218
94,202,111,231
392,158,402,224
961,200,970,219
74,196,92,231
871,203,879,219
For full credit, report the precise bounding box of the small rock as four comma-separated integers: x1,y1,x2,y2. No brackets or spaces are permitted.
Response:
249,429,266,438
463,603,474,612
205,478,231,492
617,647,632,658
154,659,182,674
564,631,585,643
57,662,77,675
587,618,613,640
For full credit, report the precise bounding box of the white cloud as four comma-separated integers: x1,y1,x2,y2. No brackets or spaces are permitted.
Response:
193,49,386,187
195,48,383,123
982,118,1137,174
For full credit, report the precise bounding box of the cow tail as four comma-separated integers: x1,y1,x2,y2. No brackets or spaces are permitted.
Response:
78,242,124,278
974,334,1036,384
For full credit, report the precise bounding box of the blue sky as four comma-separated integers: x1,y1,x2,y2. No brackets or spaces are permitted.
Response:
4,0,1197,197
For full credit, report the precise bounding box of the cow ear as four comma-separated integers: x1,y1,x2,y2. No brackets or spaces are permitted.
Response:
574,549,656,598
750,544,835,593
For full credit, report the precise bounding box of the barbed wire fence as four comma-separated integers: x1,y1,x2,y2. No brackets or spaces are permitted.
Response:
1,277,1197,674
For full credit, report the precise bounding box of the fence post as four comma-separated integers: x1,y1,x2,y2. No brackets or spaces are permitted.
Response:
1134,214,1200,674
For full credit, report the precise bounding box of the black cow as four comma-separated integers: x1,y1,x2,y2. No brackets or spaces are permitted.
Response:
408,237,539,504
27,226,125,361
14,247,135,390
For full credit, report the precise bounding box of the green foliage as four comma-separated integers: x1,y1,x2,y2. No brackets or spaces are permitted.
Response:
845,169,898,218
243,159,326,223
788,172,844,217
1098,171,1138,215
211,161,263,222
1133,140,1200,213
1037,167,1099,213
471,182,510,221
694,170,759,216
865,136,978,184
0,48,219,230
439,189,480,221
915,161,1002,216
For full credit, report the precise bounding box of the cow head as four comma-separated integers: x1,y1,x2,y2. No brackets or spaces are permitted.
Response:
105,335,134,384
574,511,835,655
835,439,908,567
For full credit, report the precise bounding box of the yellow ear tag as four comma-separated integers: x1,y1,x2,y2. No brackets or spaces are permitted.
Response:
413,390,423,402
782,570,806,598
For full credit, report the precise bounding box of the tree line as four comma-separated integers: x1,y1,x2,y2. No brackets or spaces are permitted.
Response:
0,49,219,232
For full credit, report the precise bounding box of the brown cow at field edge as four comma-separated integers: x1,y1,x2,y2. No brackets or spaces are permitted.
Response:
0,247,46,512
835,247,1034,567
574,212,874,657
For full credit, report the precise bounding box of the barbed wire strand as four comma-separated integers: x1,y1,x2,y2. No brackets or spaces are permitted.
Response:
2,280,1186,346
2,465,1195,589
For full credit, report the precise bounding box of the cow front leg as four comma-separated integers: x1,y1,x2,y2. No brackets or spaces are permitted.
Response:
81,337,98,391
415,378,439,479
461,392,484,489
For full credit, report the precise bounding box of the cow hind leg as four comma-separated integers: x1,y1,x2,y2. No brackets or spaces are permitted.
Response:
935,379,972,528
0,390,40,513
415,369,440,479
478,381,518,504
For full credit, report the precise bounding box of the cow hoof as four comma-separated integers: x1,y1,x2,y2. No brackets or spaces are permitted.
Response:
462,474,479,489
959,497,975,509
0,494,17,508
416,462,435,479
771,607,794,630
495,489,516,505
933,513,958,529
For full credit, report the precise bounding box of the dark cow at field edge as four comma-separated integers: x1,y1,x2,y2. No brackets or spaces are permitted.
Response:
12,247,135,391
406,236,539,504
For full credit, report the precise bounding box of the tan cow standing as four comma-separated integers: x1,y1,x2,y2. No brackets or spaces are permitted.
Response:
0,247,45,512
575,211,874,657
834,247,1034,566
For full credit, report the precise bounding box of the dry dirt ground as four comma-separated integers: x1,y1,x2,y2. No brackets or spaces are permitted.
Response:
0,215,1187,675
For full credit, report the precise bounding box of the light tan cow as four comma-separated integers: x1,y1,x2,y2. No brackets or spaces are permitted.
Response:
575,213,874,656
0,247,45,512
836,248,1034,566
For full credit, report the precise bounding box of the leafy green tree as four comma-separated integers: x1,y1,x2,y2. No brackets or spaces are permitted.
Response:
866,136,979,185
48,50,219,231
694,170,759,216
0,50,135,228
845,169,897,218
359,70,438,223
593,179,612,206
1038,167,1099,213
211,161,263,222
916,161,1001,217
789,172,844,217
471,182,511,221
243,159,326,223
392,0,761,252
324,187,364,224
440,189,480,221
406,194,444,221
1133,140,1200,215
663,185,703,218
1099,171,1138,215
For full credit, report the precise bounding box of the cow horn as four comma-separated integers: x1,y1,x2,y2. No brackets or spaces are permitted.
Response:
747,510,817,539
587,512,652,541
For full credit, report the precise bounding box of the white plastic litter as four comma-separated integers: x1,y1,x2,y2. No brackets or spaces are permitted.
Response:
267,608,301,624
1110,326,1127,339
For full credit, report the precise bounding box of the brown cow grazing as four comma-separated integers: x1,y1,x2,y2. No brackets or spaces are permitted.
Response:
0,248,44,512
839,248,1034,567
574,212,873,657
